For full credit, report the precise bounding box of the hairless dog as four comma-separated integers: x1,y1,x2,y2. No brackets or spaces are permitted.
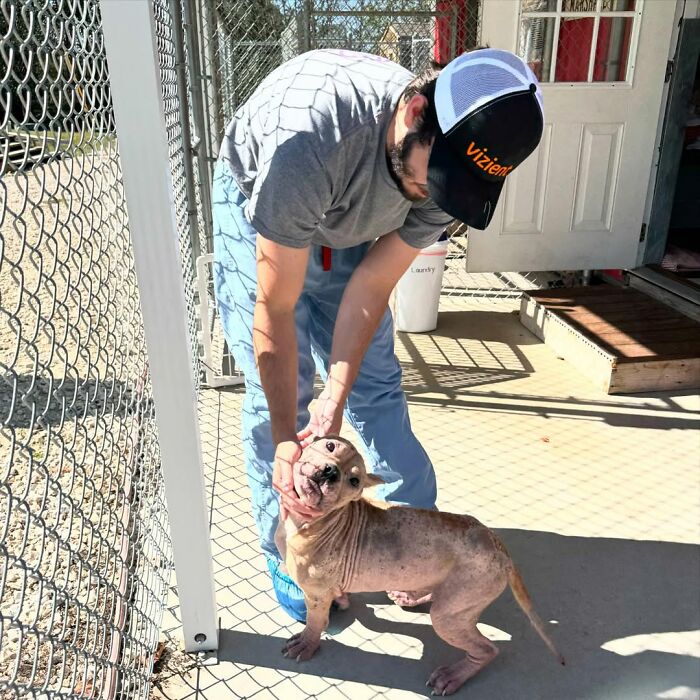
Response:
275,436,565,696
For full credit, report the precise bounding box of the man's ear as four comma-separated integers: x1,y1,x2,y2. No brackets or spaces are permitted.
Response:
365,473,385,487
405,94,428,129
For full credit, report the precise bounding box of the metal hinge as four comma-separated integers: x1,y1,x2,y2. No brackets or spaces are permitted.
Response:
639,222,647,242
665,60,674,83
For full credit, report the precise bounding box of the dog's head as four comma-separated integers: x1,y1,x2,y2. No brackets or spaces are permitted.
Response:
293,436,384,514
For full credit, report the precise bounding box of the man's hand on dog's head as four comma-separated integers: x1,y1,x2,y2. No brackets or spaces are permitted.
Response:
272,440,323,521
297,384,344,448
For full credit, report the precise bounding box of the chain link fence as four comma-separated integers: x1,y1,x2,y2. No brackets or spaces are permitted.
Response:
0,0,207,696
0,0,580,695
153,0,211,391
197,0,480,154
191,0,574,390
194,0,575,323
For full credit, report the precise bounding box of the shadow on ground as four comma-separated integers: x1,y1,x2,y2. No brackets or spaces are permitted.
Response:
398,310,700,432
218,530,700,699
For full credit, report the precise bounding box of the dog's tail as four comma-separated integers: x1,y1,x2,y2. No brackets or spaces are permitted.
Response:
508,565,566,666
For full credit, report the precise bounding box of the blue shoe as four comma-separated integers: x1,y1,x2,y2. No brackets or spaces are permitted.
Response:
266,557,307,623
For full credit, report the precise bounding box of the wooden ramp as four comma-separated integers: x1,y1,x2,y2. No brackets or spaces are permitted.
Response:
520,285,700,394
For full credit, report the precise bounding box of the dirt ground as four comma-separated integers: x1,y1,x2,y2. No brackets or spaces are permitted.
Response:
1,151,170,696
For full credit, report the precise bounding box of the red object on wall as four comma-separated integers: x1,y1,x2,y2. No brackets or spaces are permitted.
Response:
434,0,471,65
603,269,625,282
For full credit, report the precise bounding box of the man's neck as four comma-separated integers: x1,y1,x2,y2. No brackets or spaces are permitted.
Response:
386,98,406,151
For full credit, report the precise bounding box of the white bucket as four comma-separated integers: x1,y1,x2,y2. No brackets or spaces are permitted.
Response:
394,238,448,333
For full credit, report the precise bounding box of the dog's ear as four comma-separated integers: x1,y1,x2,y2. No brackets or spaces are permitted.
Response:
364,473,385,487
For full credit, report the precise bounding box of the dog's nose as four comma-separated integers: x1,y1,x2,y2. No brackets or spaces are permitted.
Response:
320,463,339,483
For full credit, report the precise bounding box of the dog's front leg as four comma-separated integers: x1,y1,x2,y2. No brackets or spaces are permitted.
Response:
283,590,334,662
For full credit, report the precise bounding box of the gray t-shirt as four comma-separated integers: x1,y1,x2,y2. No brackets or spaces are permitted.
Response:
220,49,453,250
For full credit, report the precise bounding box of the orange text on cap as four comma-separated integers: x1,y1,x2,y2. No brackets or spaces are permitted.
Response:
466,142,513,178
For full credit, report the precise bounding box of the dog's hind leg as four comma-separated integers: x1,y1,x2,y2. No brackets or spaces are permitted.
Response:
426,567,508,695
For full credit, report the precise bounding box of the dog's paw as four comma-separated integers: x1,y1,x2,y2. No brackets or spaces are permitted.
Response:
282,632,320,662
387,590,433,608
427,665,461,696
427,660,478,696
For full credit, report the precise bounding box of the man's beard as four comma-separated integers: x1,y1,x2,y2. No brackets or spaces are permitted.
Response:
386,131,428,203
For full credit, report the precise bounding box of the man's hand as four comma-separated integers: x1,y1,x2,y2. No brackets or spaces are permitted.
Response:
298,385,344,447
272,440,323,520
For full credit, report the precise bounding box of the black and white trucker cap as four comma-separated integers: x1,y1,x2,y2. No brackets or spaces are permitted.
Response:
427,48,544,230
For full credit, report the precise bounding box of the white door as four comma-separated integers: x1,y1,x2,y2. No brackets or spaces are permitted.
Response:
467,0,676,272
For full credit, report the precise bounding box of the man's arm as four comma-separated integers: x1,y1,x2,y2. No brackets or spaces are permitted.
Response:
254,236,321,519
254,236,308,444
324,230,419,415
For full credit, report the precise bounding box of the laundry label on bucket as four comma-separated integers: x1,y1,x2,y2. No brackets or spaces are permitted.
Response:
412,266,436,274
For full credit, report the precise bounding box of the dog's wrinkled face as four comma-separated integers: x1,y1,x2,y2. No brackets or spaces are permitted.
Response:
293,436,384,513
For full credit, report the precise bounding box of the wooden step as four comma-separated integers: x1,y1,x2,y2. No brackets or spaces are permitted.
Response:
520,285,700,394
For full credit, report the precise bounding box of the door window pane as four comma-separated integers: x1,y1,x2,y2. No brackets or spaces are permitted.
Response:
519,17,555,82
561,0,636,10
522,0,558,11
562,0,598,12
555,17,594,82
519,0,637,83
593,16,633,81
601,0,635,11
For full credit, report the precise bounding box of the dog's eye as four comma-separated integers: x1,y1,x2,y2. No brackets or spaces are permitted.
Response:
349,477,360,488
326,441,335,452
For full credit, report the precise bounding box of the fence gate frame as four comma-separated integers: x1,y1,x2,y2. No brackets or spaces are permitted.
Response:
100,0,219,656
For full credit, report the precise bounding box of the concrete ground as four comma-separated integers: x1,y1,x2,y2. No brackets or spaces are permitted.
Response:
152,299,700,700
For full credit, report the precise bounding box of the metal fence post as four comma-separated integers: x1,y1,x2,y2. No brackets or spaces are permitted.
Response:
183,0,215,254
100,0,218,654
170,0,203,267
200,0,225,154
302,0,313,52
